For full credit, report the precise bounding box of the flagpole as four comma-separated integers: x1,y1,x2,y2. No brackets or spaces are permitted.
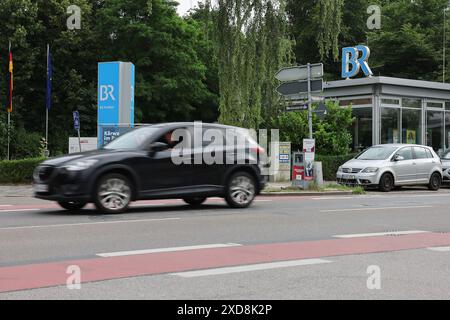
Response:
7,41,11,161
45,44,49,156
7,112,10,161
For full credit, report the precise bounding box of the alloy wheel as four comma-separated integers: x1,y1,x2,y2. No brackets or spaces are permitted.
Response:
98,177,131,211
229,175,255,206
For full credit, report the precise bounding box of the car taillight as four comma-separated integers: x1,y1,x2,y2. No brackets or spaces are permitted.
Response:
251,146,265,155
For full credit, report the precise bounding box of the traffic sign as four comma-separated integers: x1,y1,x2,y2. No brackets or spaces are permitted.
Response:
276,79,323,96
286,104,308,112
275,64,323,82
73,111,80,131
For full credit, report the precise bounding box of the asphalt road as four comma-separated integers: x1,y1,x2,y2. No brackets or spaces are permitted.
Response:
1,187,450,300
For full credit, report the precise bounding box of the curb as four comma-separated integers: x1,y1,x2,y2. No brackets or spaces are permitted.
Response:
260,191,355,197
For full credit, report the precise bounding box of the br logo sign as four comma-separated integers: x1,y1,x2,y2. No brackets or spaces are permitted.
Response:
100,85,115,101
341,45,373,79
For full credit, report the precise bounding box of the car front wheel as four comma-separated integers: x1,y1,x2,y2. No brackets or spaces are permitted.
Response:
379,173,394,192
94,173,132,214
428,172,442,191
225,172,256,208
57,200,87,211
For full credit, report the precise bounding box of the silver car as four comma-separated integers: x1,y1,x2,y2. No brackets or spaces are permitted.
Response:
441,149,450,183
337,144,442,192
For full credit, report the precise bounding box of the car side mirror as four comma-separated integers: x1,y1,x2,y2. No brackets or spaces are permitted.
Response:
149,142,169,156
393,154,404,162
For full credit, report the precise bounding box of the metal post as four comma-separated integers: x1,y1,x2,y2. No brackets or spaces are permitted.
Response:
45,44,49,157
45,108,48,156
7,112,10,160
78,128,82,153
307,63,313,139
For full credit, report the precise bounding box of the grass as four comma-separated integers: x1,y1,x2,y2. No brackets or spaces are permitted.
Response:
264,182,366,195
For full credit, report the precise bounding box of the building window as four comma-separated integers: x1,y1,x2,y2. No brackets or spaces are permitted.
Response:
352,108,372,152
339,98,372,107
402,98,422,109
427,111,444,152
445,102,450,111
381,107,400,144
427,102,444,109
402,108,422,145
381,98,400,106
445,112,450,150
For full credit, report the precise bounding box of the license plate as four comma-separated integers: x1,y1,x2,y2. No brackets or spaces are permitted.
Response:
343,174,355,180
34,184,49,193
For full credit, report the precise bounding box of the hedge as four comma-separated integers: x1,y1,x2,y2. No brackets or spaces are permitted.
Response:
316,154,357,181
0,158,45,184
0,154,356,184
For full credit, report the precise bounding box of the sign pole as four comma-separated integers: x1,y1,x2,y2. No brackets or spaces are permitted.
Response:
45,44,49,157
77,127,81,152
7,112,10,160
307,63,313,139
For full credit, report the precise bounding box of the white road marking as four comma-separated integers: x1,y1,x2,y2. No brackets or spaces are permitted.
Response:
0,209,40,213
334,230,429,238
97,243,242,257
427,246,450,252
314,194,450,200
170,259,332,278
131,203,167,207
321,206,433,213
0,217,180,231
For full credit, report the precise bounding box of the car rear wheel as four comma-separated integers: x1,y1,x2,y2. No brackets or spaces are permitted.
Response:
428,172,442,191
183,197,207,206
379,173,394,192
225,172,256,208
57,200,87,211
94,173,132,214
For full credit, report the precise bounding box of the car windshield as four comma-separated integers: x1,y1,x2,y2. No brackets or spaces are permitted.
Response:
355,146,398,160
103,127,159,150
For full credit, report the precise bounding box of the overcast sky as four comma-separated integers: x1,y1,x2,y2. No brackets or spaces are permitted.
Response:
176,0,195,16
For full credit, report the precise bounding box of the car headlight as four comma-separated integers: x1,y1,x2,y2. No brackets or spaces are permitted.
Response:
338,166,343,172
64,159,98,171
362,167,379,173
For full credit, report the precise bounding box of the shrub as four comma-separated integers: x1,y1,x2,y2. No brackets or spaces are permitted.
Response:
0,158,45,184
316,154,357,181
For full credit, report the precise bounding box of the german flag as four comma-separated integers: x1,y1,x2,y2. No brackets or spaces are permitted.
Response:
6,42,13,113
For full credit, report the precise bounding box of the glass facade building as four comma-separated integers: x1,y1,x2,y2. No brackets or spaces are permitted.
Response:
323,77,450,154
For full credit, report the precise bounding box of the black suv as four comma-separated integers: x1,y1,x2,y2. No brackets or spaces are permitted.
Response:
33,123,268,213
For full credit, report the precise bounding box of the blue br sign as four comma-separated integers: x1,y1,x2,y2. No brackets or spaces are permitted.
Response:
341,45,373,79
97,61,135,147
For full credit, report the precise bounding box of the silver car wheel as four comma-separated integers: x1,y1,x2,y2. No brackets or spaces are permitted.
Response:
98,178,131,211
230,175,255,205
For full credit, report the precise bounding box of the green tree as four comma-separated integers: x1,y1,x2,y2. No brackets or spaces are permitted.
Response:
274,101,353,155
369,0,449,81
216,0,293,129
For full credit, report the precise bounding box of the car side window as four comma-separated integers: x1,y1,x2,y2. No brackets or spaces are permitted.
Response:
425,149,434,159
155,127,190,150
396,147,413,160
413,147,428,160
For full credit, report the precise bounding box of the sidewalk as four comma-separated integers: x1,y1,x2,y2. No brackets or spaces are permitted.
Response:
0,182,355,198
0,185,33,197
